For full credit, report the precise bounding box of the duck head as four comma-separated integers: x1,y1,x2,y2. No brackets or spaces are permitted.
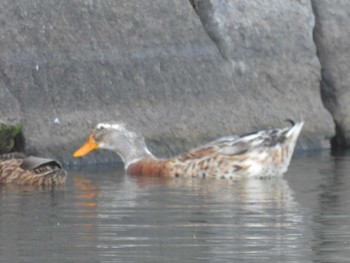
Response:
73,122,153,166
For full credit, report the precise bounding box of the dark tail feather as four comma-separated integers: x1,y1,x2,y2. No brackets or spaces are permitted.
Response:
284,119,295,126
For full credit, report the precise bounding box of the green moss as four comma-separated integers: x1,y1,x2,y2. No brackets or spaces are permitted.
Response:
0,123,22,153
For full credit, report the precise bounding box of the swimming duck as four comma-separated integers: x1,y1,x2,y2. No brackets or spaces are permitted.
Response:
0,152,67,186
73,121,304,179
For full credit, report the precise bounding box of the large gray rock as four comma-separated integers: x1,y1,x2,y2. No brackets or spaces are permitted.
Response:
312,0,350,150
0,0,333,164
0,86,21,124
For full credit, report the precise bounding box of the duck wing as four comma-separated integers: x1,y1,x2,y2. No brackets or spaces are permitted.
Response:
176,133,260,162
218,121,304,156
177,145,217,162
20,156,67,184
177,123,301,162
0,154,66,186
20,156,63,171
217,127,291,155
175,135,241,162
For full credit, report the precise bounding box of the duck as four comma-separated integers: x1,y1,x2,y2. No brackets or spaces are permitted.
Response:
0,152,67,186
73,121,304,179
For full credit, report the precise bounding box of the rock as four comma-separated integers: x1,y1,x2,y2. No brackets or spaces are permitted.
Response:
0,86,21,124
312,0,350,150
0,0,334,163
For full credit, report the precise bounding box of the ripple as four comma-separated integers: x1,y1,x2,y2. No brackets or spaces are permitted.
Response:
2,152,350,262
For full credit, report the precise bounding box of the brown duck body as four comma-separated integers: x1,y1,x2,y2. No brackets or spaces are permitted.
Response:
0,153,67,186
126,141,295,179
127,158,168,177
74,121,304,179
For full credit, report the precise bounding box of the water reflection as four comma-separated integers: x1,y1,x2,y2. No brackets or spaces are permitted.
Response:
312,154,350,262
73,177,98,244
3,152,350,262
74,172,311,262
0,184,66,263
286,152,350,263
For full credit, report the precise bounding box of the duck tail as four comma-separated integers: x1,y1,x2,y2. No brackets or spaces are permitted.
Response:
283,121,304,159
276,120,304,174
286,120,304,139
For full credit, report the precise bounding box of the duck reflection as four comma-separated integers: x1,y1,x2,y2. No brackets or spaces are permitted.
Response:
122,175,310,261
74,176,98,211
312,153,350,262
68,167,310,261
72,176,98,243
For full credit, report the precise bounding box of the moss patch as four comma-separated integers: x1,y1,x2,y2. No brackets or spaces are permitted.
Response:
0,123,22,153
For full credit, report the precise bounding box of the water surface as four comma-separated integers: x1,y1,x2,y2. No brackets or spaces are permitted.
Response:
1,151,350,262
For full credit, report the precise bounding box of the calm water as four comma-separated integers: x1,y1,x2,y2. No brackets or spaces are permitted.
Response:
1,151,350,262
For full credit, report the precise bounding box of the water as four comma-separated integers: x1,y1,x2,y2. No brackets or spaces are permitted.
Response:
1,151,350,262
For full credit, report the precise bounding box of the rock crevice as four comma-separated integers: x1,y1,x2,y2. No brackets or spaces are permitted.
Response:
191,0,350,151
311,0,350,150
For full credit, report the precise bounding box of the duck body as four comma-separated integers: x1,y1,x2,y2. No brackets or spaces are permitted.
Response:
74,121,304,179
0,153,67,186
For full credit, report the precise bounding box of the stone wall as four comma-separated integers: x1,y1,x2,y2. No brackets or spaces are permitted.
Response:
312,0,350,150
0,0,336,164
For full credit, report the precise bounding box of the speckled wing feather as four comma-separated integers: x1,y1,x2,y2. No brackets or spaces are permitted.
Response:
177,132,265,163
166,122,304,179
177,146,218,162
177,135,241,162
218,128,290,155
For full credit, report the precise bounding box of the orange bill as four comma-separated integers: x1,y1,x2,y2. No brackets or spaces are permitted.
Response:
73,134,98,157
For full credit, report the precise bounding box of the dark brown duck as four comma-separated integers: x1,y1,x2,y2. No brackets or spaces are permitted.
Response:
0,153,66,186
